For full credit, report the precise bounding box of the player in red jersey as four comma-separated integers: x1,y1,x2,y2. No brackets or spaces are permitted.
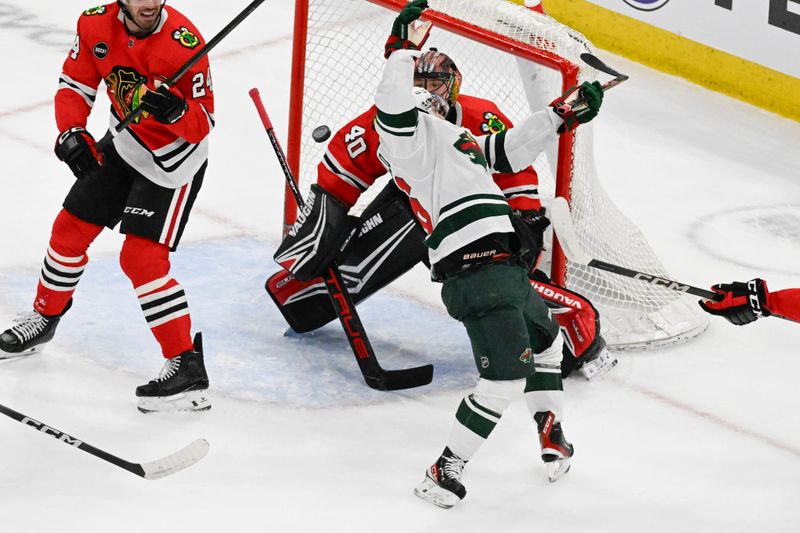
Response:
700,279,800,324
0,1,214,413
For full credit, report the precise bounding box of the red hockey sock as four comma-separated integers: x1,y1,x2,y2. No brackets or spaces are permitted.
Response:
119,235,193,358
34,209,103,316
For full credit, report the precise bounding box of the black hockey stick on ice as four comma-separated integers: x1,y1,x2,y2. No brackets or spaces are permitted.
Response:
548,197,723,301
249,88,433,391
96,0,266,151
0,403,209,479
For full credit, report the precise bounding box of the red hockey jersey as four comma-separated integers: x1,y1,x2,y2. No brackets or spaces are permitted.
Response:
56,3,214,188
316,94,541,211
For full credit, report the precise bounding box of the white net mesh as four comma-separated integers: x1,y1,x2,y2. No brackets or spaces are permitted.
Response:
293,0,708,348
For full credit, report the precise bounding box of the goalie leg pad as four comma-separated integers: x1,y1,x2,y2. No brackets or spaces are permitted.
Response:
274,184,354,281
529,270,615,378
266,183,428,333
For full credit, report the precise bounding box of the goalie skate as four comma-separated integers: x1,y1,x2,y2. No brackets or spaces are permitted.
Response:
414,447,467,509
578,346,618,380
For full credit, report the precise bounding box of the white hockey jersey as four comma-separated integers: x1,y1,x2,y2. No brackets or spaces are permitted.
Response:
374,50,563,266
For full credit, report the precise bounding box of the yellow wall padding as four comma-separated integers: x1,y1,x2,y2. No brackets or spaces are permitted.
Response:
507,0,800,122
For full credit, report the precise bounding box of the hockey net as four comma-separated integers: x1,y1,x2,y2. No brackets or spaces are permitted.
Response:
287,0,708,349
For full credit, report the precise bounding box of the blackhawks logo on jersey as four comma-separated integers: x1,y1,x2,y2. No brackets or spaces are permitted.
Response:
173,26,200,49
454,132,487,169
480,112,506,135
83,6,107,16
104,66,149,123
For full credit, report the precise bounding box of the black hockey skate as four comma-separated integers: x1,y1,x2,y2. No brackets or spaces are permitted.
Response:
136,332,211,413
535,410,574,482
0,300,71,359
414,447,467,509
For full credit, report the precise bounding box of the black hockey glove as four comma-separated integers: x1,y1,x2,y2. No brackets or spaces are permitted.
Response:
54,127,104,180
699,278,771,326
141,84,188,124
274,184,356,281
550,81,603,133
384,0,431,58
510,208,550,271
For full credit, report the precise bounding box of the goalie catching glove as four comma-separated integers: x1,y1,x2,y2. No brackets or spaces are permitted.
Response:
550,81,604,133
699,278,771,326
384,0,432,58
274,184,356,281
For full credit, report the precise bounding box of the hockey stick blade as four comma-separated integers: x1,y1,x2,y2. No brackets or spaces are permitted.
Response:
0,403,210,480
549,197,722,301
371,363,434,391
580,53,629,81
139,438,210,480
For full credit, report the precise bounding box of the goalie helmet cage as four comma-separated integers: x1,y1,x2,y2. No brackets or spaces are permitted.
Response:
287,0,708,349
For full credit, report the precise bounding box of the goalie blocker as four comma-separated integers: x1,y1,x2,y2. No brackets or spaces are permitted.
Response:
267,184,615,379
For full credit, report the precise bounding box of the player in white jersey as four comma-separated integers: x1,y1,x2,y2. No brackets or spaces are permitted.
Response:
375,0,604,508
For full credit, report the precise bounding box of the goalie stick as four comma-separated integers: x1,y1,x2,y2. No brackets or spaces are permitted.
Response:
97,0,266,151
0,403,209,480
548,197,723,301
249,88,434,391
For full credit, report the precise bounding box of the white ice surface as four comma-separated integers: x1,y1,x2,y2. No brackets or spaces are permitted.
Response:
0,2,798,532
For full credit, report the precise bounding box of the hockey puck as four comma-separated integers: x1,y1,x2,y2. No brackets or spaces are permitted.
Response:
312,125,331,143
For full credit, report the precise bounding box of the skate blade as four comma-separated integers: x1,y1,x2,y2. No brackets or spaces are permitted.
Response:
546,457,572,483
137,389,211,414
0,344,45,360
413,477,461,509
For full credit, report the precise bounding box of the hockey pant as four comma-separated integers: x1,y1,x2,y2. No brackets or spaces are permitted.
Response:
34,208,193,358
266,182,428,332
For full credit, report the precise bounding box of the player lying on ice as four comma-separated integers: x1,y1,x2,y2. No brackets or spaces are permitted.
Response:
0,0,212,414
700,279,799,324
267,1,617,382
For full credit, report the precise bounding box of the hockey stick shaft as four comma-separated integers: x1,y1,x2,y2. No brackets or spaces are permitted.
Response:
249,88,433,391
548,197,723,301
0,402,209,479
97,0,266,151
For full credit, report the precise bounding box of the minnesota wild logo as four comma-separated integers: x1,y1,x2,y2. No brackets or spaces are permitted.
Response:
104,66,149,123
83,6,107,16
454,131,487,169
519,348,533,364
173,26,200,49
480,112,506,135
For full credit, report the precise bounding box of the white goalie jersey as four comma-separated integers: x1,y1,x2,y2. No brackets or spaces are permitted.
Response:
374,50,563,265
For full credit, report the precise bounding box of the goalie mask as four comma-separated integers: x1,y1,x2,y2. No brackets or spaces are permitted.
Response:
414,49,462,108
412,86,450,119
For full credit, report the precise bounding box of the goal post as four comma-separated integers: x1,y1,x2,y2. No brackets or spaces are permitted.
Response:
287,0,709,349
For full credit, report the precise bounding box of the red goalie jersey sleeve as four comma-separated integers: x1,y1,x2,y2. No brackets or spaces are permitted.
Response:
316,106,387,207
56,3,214,188
457,95,541,211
